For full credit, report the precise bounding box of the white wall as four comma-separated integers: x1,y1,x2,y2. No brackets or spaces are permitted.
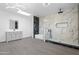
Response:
0,9,33,42
39,5,79,46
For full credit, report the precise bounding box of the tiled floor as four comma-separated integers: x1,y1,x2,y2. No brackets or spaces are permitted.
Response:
0,38,79,55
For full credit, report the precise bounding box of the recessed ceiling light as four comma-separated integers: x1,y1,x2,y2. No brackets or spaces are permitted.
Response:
43,3,50,7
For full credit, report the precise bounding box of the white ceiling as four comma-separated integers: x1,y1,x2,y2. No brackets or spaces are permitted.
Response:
0,3,78,17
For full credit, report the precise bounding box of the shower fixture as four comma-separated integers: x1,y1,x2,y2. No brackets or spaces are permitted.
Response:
58,8,63,14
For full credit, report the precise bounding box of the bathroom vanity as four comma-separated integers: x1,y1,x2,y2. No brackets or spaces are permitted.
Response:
6,31,23,43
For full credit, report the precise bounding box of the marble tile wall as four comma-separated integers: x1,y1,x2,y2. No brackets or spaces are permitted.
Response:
39,5,79,46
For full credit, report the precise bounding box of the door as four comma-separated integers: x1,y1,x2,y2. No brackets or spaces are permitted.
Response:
33,16,39,38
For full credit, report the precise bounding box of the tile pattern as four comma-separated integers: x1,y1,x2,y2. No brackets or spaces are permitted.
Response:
39,6,79,45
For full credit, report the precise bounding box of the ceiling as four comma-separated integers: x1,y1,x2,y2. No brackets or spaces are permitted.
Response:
0,3,78,17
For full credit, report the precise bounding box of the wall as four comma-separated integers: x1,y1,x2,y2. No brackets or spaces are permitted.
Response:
39,5,79,46
0,9,33,42
78,4,79,45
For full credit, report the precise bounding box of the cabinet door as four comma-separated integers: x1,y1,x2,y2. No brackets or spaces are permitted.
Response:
18,31,22,39
15,31,21,39
6,32,12,41
11,32,16,40
15,32,18,39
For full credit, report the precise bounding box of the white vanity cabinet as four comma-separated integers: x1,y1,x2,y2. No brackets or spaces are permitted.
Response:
6,31,23,42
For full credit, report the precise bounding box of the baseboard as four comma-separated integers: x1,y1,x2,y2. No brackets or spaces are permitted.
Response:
45,40,79,49
0,36,32,43
0,40,7,43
